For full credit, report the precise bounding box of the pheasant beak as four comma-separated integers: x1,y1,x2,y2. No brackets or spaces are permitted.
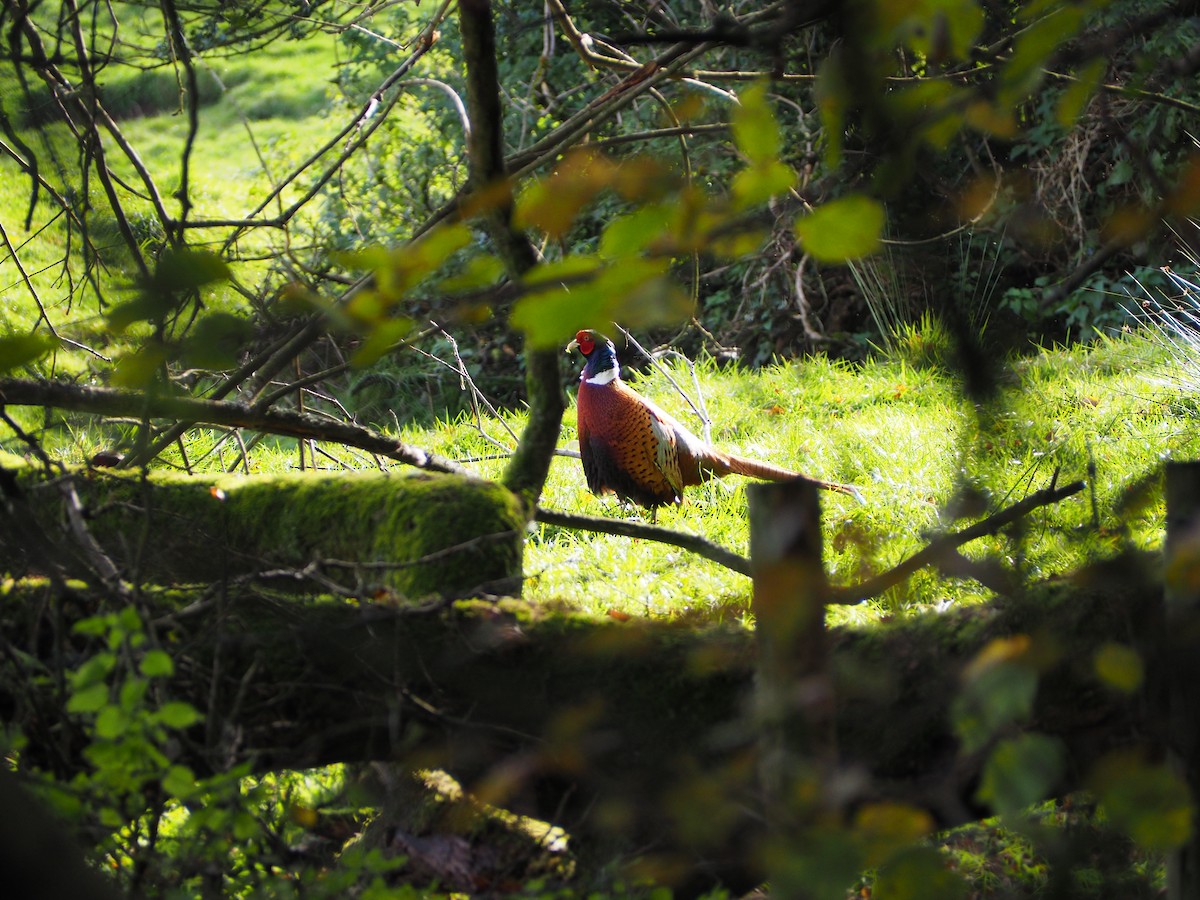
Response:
565,338,579,354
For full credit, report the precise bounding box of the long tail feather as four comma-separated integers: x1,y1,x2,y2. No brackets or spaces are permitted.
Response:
724,453,864,504
721,454,798,482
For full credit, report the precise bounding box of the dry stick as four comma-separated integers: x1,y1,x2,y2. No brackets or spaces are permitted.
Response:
430,324,519,447
0,378,469,476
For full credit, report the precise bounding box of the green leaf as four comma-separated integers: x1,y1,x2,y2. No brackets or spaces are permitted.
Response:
1001,7,1085,101
0,334,56,372
814,52,849,168
512,259,688,349
731,80,780,165
953,636,1039,752
887,81,966,149
349,318,414,368
521,255,603,288
233,811,259,840
107,294,177,332
731,159,798,211
599,205,675,259
180,312,255,371
794,195,885,263
139,649,175,679
346,225,474,302
976,733,1065,815
435,255,505,293
70,651,116,690
149,248,231,295
95,705,129,739
67,682,110,714
408,223,473,271
117,605,144,636
110,343,169,388
72,615,112,638
884,0,982,62
1057,58,1106,128
1092,753,1193,851
119,678,148,710
157,701,201,730
162,764,197,800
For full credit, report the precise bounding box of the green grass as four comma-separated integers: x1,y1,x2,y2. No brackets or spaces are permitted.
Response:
0,21,344,345
14,326,1166,628
9,326,1188,626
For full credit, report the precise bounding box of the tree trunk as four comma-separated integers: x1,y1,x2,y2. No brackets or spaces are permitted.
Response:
458,0,565,509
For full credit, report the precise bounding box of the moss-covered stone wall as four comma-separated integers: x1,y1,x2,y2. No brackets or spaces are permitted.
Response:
16,467,525,598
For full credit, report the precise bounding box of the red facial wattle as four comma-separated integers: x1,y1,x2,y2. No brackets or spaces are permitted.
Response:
574,330,596,356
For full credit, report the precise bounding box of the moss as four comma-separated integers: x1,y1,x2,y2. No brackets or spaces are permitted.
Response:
15,468,525,599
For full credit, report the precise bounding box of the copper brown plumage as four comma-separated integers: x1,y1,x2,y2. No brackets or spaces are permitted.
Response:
566,329,862,510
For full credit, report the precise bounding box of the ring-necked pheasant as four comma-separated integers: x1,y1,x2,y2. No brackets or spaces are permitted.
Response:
566,329,862,511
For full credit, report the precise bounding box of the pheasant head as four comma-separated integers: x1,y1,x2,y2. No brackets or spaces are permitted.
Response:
566,329,620,385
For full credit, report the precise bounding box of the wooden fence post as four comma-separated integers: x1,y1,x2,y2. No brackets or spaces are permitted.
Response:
1165,461,1200,900
748,479,835,816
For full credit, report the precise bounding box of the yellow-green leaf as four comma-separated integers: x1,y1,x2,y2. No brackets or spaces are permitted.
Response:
0,333,56,372
67,683,109,714
794,195,885,263
731,159,798,211
731,80,780,165
139,650,175,679
436,255,505,293
1057,58,1106,128
1092,752,1193,851
162,764,197,800
599,205,674,259
521,255,604,288
1002,7,1085,100
180,312,255,371
148,248,230,295
95,706,130,739
111,343,169,388
1094,642,1143,693
158,701,202,730
854,803,935,867
349,318,414,368
512,259,687,348
976,733,1065,814
815,53,849,168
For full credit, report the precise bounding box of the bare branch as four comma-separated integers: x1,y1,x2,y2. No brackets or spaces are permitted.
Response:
534,506,752,576
0,378,470,476
831,476,1086,604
